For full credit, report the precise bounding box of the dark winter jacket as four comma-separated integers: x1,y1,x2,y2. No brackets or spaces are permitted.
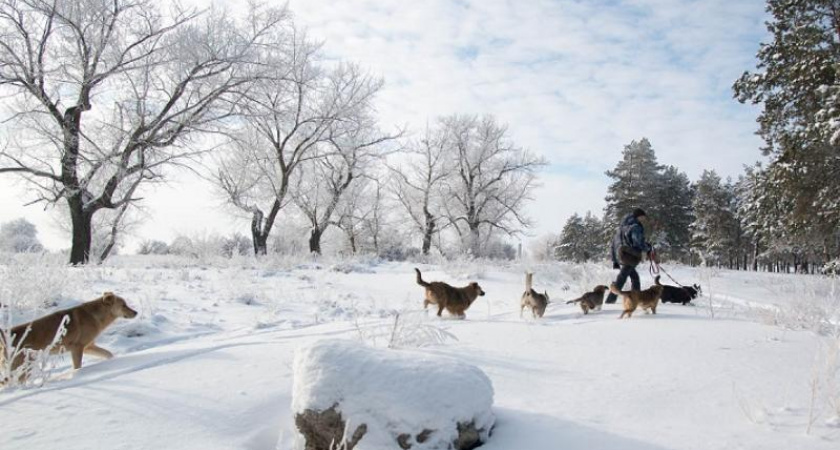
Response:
610,213,652,268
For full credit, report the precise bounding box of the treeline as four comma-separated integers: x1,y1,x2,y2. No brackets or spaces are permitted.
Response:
0,1,544,264
553,137,838,273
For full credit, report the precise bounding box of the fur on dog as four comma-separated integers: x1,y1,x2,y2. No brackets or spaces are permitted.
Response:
415,268,485,318
656,276,701,305
610,280,664,319
520,272,549,319
1,292,137,381
565,285,609,314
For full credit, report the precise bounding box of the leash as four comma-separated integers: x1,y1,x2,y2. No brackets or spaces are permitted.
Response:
648,249,687,288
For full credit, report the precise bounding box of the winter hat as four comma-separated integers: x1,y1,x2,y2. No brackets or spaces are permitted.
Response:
632,208,647,218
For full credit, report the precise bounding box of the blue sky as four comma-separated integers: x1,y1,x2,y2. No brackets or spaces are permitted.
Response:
0,0,769,251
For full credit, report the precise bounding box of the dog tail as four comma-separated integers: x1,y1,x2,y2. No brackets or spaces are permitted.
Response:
654,275,662,286
414,268,429,287
565,298,582,304
609,283,626,296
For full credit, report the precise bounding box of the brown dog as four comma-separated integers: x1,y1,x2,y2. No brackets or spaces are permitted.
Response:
566,285,609,314
1,292,137,380
520,272,550,319
610,282,664,319
415,268,485,318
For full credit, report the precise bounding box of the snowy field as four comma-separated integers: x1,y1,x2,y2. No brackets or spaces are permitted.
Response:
1,254,839,450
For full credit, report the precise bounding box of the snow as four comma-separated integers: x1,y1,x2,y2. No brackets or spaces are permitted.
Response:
292,339,494,449
0,255,838,450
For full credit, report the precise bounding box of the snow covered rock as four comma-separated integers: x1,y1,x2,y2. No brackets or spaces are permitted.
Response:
291,339,495,450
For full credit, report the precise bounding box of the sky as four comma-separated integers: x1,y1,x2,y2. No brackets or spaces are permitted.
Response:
0,0,768,253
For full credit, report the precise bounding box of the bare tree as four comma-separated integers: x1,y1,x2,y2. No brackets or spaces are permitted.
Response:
333,175,387,254
216,43,384,255
440,114,546,257
388,125,452,255
292,116,399,254
0,0,289,264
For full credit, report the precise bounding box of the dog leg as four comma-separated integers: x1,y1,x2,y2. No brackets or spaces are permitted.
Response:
437,305,444,317
70,346,84,369
84,343,114,360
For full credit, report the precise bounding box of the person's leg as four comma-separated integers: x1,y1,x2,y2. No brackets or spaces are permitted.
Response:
629,267,640,291
605,266,631,304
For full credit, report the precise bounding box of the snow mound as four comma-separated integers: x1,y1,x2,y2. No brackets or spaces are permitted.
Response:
291,339,495,450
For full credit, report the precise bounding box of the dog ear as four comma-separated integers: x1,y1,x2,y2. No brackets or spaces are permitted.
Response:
102,292,116,304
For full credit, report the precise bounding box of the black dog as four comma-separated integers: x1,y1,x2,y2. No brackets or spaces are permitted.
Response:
655,276,701,305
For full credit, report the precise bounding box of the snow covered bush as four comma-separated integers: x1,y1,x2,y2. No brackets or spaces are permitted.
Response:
291,339,495,450
0,218,44,254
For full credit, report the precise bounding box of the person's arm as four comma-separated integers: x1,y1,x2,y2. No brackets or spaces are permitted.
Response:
630,225,652,253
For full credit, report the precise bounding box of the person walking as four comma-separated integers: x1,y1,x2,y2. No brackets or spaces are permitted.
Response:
605,208,655,304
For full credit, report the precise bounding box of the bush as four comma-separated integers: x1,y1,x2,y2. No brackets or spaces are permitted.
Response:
0,218,44,254
138,240,170,255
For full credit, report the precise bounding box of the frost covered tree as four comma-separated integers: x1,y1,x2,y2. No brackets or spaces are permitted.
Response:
733,0,840,267
291,115,397,254
0,218,44,253
440,115,546,257
389,125,452,255
0,0,290,264
216,33,386,255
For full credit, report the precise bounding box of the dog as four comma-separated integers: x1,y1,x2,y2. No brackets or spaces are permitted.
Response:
565,285,609,314
1,292,137,381
415,268,485,318
610,280,664,319
520,272,549,318
656,276,701,305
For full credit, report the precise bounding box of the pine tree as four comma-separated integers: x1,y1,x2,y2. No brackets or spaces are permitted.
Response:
691,171,741,267
557,214,586,262
733,0,840,266
605,138,693,261
605,138,663,224
653,166,694,262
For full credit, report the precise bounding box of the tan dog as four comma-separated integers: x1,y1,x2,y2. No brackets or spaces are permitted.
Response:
520,272,549,318
1,292,137,380
610,282,664,319
566,285,609,314
415,268,485,318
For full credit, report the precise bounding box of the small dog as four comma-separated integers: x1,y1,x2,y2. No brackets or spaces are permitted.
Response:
566,285,609,314
656,276,701,305
610,281,664,319
415,268,485,318
1,292,137,381
520,272,549,319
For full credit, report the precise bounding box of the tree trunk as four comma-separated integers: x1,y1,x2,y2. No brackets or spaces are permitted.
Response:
251,209,268,256
422,216,435,255
468,222,480,257
69,196,93,265
309,228,323,254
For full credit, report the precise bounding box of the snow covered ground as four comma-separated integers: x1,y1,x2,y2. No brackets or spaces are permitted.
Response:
0,254,838,450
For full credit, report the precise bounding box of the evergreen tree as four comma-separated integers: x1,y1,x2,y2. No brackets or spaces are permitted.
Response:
557,214,586,262
605,138,693,261
691,171,740,267
605,138,663,224
733,0,840,265
654,166,694,261
581,212,606,262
